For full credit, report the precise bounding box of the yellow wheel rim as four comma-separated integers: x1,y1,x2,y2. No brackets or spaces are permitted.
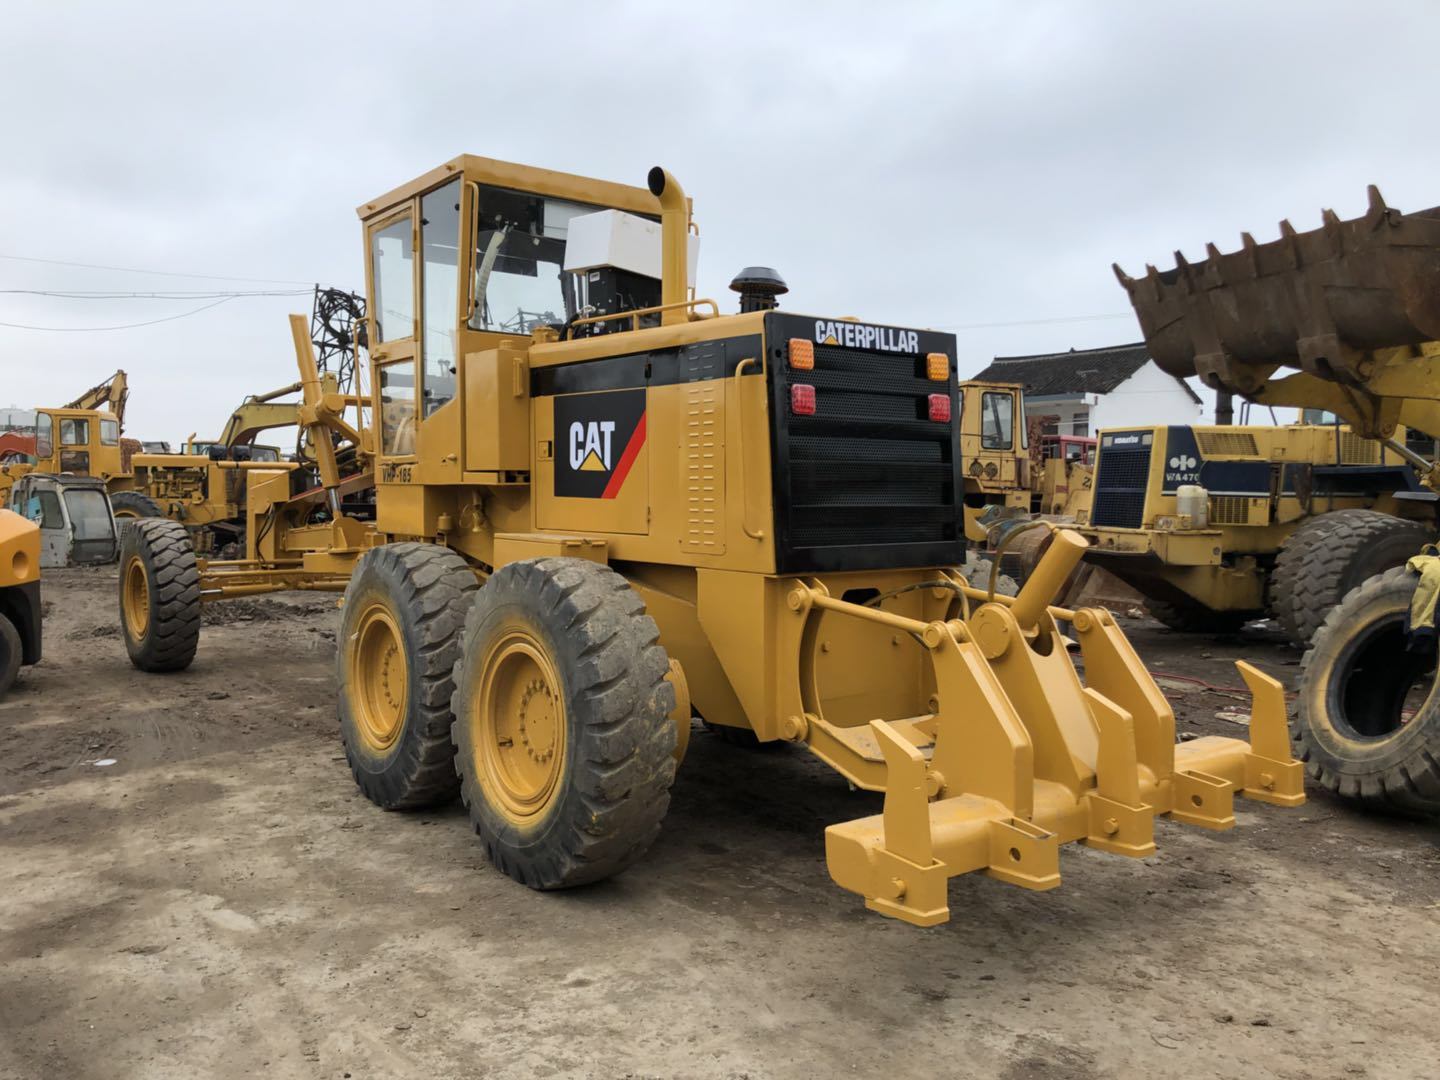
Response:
122,556,150,639
348,602,408,754
473,630,566,823
113,508,140,520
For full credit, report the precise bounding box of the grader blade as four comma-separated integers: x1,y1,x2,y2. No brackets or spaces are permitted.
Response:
1114,187,1440,397
821,528,1305,927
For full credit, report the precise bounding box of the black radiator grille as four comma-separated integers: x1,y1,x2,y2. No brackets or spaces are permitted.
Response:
1091,434,1153,528
766,314,964,573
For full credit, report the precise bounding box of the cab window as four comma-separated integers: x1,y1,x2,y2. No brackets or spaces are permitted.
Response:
371,215,415,344
64,488,115,540
30,490,64,529
420,179,461,416
981,392,1014,450
100,419,120,445
60,418,89,446
35,413,53,458
379,361,417,457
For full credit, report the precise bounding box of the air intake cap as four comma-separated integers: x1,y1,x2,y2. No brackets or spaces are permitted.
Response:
730,266,789,313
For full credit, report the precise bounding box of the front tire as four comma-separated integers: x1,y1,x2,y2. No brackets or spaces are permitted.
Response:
120,519,200,672
1272,509,1433,646
451,558,676,889
337,543,479,810
1296,566,1440,816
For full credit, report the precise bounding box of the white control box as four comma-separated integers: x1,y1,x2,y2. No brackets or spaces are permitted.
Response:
562,209,699,286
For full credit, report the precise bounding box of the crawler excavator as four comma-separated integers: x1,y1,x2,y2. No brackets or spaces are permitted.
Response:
1115,186,1440,814
117,155,1305,925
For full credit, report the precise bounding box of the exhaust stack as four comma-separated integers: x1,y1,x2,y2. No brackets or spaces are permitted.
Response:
647,166,690,326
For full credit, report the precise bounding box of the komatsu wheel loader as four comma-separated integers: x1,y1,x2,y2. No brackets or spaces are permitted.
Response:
118,155,1304,925
1079,418,1429,641
1115,186,1440,814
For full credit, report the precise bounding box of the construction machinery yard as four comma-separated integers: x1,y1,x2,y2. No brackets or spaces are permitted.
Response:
4,565,1439,1078
4,4,1440,1069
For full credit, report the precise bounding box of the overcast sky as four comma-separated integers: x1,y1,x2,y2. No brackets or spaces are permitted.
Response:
3,0,1437,440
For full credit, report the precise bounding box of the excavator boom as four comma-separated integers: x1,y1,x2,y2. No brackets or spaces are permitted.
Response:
64,369,129,427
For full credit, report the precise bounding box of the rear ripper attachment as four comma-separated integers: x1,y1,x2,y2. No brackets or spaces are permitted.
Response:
810,530,1304,927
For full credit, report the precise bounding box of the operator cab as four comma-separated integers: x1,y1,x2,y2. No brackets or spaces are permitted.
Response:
7,473,119,567
31,408,124,479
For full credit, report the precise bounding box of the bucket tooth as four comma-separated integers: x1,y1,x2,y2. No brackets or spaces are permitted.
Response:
1170,769,1236,830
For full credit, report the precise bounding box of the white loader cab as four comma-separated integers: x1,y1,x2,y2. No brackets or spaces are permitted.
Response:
8,474,119,568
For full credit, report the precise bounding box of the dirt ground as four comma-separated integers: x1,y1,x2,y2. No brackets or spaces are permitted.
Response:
2,567,1437,1080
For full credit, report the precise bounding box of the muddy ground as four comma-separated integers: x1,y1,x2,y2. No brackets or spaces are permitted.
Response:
2,566,1437,1080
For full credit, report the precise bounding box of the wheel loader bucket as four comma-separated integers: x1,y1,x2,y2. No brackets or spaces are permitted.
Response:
807,529,1304,927
1114,187,1440,393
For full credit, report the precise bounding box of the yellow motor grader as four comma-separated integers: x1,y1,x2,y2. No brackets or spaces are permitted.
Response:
118,155,1304,925
1116,186,1440,814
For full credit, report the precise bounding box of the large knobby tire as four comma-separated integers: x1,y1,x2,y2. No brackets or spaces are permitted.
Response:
120,519,201,672
337,543,479,810
1272,509,1434,646
0,614,21,698
1296,566,1440,816
1144,598,1249,635
109,490,165,521
450,557,676,889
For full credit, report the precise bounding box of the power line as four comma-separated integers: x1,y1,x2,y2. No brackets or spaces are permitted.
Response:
0,295,240,331
939,312,1133,332
0,288,313,300
0,252,315,286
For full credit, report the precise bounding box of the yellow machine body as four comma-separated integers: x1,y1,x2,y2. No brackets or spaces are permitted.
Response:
959,380,1092,543
173,154,1304,924
0,507,43,693
1081,421,1421,617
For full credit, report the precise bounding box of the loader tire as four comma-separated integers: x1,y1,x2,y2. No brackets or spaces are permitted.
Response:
109,491,164,521
1143,598,1249,635
0,615,21,698
338,543,479,810
1271,509,1433,646
120,519,200,672
1296,565,1440,816
450,557,676,889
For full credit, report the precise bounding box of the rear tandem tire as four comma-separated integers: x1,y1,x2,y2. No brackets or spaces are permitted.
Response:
450,557,676,889
337,543,479,811
1296,565,1440,817
0,615,22,697
119,519,201,672
1272,509,1434,646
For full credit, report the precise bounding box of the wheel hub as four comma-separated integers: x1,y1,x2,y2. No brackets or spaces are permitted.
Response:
474,630,566,822
122,556,150,639
349,604,407,754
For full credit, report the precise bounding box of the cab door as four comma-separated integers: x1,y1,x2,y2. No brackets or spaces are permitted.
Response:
367,206,420,467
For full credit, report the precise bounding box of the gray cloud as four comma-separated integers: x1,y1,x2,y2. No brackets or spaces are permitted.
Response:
2,0,1436,438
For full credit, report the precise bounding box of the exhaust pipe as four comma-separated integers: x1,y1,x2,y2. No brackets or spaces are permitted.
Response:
647,166,689,326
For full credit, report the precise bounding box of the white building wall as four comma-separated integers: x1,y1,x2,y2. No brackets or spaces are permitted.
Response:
1090,363,1200,431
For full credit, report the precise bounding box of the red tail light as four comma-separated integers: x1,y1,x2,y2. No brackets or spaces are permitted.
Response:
791,384,816,416
928,393,951,423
